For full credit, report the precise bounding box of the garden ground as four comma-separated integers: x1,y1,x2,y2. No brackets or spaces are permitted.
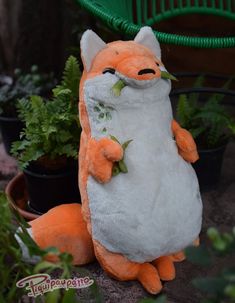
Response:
0,141,234,303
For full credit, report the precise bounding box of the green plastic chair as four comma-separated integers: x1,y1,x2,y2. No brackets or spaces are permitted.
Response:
76,0,235,48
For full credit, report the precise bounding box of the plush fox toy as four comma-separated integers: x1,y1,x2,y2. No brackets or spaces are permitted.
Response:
25,27,202,294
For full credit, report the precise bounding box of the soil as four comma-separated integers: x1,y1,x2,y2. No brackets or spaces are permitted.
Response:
0,141,234,303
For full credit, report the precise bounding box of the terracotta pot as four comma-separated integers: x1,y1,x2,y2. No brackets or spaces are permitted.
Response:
5,172,40,221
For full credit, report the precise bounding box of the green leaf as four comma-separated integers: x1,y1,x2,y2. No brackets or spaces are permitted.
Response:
111,79,126,96
138,295,167,303
61,289,78,303
161,71,178,81
225,284,235,299
110,135,120,144
122,139,133,151
188,75,205,104
112,164,120,176
88,279,104,303
184,245,212,266
53,88,71,97
45,289,61,303
34,261,57,273
118,159,128,173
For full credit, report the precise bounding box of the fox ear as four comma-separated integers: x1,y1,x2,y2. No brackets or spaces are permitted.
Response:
80,30,107,71
134,26,161,60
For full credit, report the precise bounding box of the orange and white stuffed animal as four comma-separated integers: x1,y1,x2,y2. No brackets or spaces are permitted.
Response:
25,27,202,294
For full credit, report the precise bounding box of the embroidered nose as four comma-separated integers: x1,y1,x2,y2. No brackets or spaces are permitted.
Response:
138,68,156,75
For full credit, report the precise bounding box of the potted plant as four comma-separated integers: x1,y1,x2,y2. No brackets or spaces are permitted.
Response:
11,56,81,214
176,77,235,189
0,65,56,154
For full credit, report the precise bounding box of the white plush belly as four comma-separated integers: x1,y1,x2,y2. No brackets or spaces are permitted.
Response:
84,76,202,262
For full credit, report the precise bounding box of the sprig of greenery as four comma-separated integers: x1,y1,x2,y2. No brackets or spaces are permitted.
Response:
110,135,132,176
176,76,235,149
0,65,56,117
11,56,81,169
185,227,235,303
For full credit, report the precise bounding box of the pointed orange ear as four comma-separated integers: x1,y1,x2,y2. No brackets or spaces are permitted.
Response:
80,29,107,71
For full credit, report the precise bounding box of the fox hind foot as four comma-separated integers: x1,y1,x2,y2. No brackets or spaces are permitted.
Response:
93,240,162,294
137,263,162,294
152,256,176,281
170,251,186,262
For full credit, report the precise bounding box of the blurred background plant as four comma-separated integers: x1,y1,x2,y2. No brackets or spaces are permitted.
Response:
176,76,235,150
0,191,103,303
11,56,81,170
185,227,235,303
0,65,57,118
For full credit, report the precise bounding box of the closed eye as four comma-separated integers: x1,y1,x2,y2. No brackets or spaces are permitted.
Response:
102,68,115,74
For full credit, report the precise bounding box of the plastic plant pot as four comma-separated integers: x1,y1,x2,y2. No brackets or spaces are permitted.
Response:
23,162,81,214
193,144,227,191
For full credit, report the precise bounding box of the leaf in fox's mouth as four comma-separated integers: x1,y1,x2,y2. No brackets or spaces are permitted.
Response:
161,71,178,81
111,79,126,96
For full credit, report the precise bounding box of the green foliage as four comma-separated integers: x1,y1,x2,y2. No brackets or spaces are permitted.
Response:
138,295,167,303
53,55,81,106
185,227,235,303
176,77,235,149
11,56,81,169
0,65,56,117
110,135,132,176
0,191,102,302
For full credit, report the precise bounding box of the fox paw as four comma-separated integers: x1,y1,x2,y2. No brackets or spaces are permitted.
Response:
172,120,199,163
87,138,123,183
137,263,162,294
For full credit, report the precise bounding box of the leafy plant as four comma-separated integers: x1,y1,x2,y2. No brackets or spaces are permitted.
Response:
176,77,235,149
0,191,103,303
185,227,235,303
0,65,56,117
11,56,81,169
138,295,167,303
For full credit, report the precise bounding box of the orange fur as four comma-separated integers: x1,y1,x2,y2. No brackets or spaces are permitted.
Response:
87,138,123,183
93,240,162,294
30,204,95,265
29,33,200,294
172,120,199,163
152,256,176,281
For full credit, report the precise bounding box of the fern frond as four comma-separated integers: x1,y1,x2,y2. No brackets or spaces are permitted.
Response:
60,55,81,99
176,94,196,129
188,75,205,104
207,75,235,104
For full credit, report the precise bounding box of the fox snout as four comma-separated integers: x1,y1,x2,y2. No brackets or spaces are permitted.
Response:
116,56,161,81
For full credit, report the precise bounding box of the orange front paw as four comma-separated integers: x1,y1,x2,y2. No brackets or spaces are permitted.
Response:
172,120,199,163
87,138,123,183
